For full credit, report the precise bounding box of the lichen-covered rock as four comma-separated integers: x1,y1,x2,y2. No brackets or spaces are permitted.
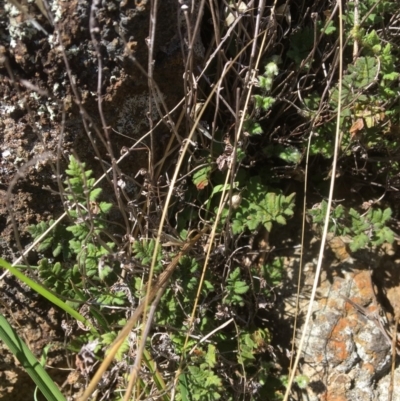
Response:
299,267,395,401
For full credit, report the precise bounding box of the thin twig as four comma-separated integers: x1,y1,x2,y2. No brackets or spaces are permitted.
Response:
388,314,399,401
283,0,344,398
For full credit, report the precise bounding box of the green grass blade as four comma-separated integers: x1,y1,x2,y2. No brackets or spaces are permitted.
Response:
0,313,66,401
143,348,169,401
178,372,191,401
0,258,98,335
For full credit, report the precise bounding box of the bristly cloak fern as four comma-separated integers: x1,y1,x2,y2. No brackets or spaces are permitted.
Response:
229,176,296,234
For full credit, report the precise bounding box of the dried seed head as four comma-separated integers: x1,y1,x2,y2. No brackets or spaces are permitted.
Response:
231,193,242,209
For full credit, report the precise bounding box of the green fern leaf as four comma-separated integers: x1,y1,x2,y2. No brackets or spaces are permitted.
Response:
275,215,287,225
349,233,369,252
89,188,102,201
